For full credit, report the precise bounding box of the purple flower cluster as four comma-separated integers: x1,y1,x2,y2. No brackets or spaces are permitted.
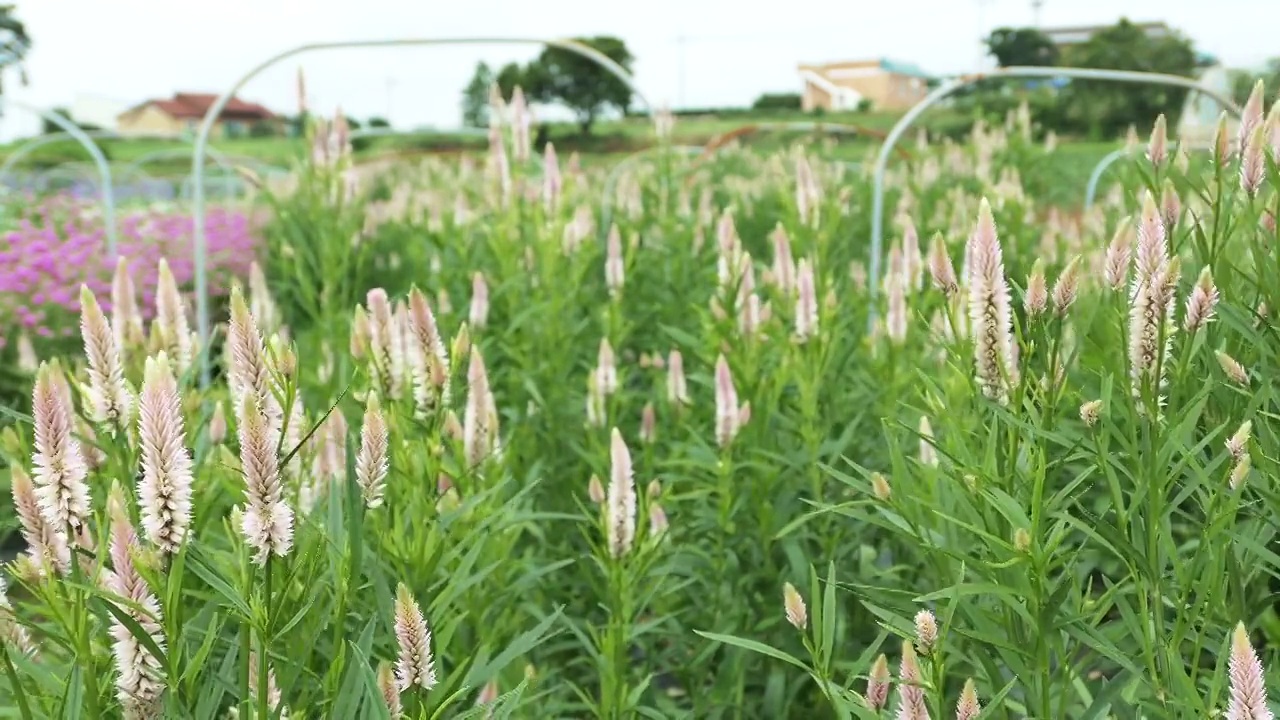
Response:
0,194,261,347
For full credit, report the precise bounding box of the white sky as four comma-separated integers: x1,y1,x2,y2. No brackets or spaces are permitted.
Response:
3,0,1276,140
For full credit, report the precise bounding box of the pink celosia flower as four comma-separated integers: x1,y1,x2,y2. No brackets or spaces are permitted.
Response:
1024,260,1048,316
394,583,438,692
366,288,403,400
1147,114,1168,167
606,427,637,558
31,362,91,533
80,284,133,432
469,272,490,329
866,654,890,711
1226,622,1273,720
407,288,450,416
795,258,819,342
1103,222,1133,291
104,486,166,717
0,575,36,657
783,582,807,630
463,349,500,467
771,224,796,295
966,199,1015,404
667,350,689,405
886,273,908,344
895,640,931,720
927,232,957,296
237,394,294,565
596,338,619,396
111,256,145,351
379,663,402,718
1242,123,1267,197
227,287,279,433
714,355,743,448
605,224,625,297
639,402,656,445
154,258,194,374
10,465,70,576
901,218,923,291
1184,267,1220,333
543,141,561,213
137,353,194,554
357,394,390,509
956,679,981,720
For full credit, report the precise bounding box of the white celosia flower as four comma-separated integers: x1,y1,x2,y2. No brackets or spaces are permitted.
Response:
111,256,145,350
366,288,404,400
227,287,279,433
105,487,166,716
605,224,625,297
667,350,689,405
1226,622,1273,720
137,353,194,554
714,354,741,448
771,224,796,294
357,395,390,508
31,363,91,533
606,428,637,558
10,465,70,576
463,349,500,467
394,583,438,692
596,339,619,395
154,258,193,374
237,395,294,565
794,258,819,342
407,289,451,416
0,575,36,657
80,284,133,431
469,272,490,329
966,199,1015,404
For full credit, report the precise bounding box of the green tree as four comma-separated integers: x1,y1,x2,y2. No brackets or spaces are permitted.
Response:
1058,19,1198,137
984,27,1059,67
0,4,31,97
367,116,391,128
1230,59,1280,104
461,61,494,127
521,36,634,135
495,62,525,100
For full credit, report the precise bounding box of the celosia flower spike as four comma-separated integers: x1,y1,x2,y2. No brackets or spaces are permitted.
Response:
137,353,194,554
606,428,637,558
105,485,166,716
866,654,891,710
783,582,807,630
407,288,451,416
31,362,91,533
714,355,741,448
794,258,819,342
154,257,194,374
1184,267,1220,333
1225,622,1273,720
956,679,981,720
357,394,390,509
927,232,957,295
1147,114,1168,167
967,198,1014,404
394,583,438,692
80,285,133,431
667,349,689,405
895,640,931,720
10,465,70,576
237,394,294,565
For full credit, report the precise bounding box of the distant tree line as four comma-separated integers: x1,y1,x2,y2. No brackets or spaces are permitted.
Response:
978,19,1205,139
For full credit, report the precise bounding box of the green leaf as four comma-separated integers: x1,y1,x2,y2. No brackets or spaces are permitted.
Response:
693,631,811,673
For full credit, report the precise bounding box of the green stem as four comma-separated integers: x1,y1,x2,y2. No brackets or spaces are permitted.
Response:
0,642,33,720
259,558,273,720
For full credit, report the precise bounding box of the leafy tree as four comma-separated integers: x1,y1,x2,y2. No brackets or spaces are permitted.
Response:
495,62,526,100
0,4,30,98
985,27,1059,67
1230,59,1280,105
461,62,494,127
520,36,634,135
1058,19,1198,137
367,116,391,128
752,92,802,111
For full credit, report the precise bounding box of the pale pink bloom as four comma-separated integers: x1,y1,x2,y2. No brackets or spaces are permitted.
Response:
770,224,796,294
510,86,531,163
1129,258,1181,405
1242,123,1267,197
357,395,390,508
1239,81,1265,153
407,289,451,416
1024,260,1048,316
1227,421,1252,462
901,218,923,291
31,363,91,533
1226,622,1273,720
648,502,668,538
795,155,821,227
248,651,287,717
1051,257,1082,315
866,654,891,711
1147,114,1168,167
639,402,657,444
928,232,957,296
0,575,36,657
104,487,166,715
247,261,280,334
585,374,606,429
1134,192,1167,284
137,354,194,554
379,663,402,719
1215,112,1233,167
605,224,625,297
1161,180,1182,230
469,272,490,329
10,465,70,576
587,474,606,504
394,583,438,691
80,284,133,431
1184,267,1220,333
111,256,145,350
895,640,931,720
736,255,763,337
596,338,619,396
886,273,908,344
795,258,819,342
543,142,561,213
227,287,279,433
1103,222,1133,291
16,333,37,373
914,610,938,654
918,416,938,467
714,355,742,448
967,199,1015,403
209,401,227,444
488,124,511,202
463,349,500,467
783,582,807,630
667,350,689,405
955,679,981,720
366,289,404,399
237,394,294,565
606,428,637,558
154,258,193,374
1218,351,1250,386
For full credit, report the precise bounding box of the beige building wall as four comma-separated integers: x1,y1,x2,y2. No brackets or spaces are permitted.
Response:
800,63,929,112
117,104,235,138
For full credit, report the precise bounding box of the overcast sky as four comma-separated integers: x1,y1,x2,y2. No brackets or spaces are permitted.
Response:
3,0,1276,140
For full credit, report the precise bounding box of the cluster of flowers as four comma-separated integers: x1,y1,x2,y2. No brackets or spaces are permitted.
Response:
0,195,259,352
0,252,455,718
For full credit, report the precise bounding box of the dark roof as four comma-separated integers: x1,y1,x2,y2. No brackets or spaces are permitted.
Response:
124,92,276,121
